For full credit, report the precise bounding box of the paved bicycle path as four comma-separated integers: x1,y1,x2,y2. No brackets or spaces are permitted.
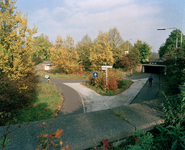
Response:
40,73,161,117
39,78,88,117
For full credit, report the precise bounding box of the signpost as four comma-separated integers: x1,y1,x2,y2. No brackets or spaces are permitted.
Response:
93,72,98,78
101,66,112,86
45,75,50,83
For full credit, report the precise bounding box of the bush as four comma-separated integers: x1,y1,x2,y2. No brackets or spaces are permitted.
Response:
125,129,156,150
0,70,39,125
88,69,123,91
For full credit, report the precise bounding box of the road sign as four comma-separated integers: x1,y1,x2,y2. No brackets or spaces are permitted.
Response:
93,72,98,78
101,66,112,69
45,75,49,79
101,66,106,70
101,66,113,86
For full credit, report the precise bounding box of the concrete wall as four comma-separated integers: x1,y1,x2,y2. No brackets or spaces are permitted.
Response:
0,99,164,150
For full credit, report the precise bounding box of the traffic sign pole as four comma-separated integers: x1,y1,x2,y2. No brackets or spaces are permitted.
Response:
101,66,112,87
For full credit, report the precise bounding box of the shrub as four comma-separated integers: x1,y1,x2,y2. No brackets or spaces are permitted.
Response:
88,69,122,91
0,71,39,125
125,129,156,150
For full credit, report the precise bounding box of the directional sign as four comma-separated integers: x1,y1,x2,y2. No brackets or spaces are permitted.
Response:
93,72,98,78
101,66,112,70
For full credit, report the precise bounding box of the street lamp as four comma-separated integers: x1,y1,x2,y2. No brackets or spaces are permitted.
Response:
157,27,178,65
127,38,132,51
181,19,185,47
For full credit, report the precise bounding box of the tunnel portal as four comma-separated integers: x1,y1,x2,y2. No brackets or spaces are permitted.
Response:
142,64,166,74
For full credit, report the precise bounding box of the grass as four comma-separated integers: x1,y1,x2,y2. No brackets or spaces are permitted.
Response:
81,79,133,96
36,70,90,79
10,82,63,124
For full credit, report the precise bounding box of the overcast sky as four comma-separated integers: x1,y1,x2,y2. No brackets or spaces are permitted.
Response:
16,0,185,53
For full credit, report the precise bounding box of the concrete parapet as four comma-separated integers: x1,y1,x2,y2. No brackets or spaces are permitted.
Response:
0,99,164,150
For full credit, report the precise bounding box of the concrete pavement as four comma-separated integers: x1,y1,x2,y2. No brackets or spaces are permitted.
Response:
64,77,148,113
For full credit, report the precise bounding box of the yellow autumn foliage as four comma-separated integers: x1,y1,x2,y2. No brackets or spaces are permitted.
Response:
89,32,114,71
50,35,82,74
0,0,37,83
0,0,39,117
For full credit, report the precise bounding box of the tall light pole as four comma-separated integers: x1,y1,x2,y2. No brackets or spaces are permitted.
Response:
157,27,178,65
127,38,132,52
181,19,185,47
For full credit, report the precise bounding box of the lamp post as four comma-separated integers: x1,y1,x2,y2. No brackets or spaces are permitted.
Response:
157,27,178,65
127,38,132,52
181,19,185,47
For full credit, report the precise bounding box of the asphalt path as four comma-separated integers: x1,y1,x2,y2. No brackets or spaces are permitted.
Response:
39,78,88,117
129,73,161,104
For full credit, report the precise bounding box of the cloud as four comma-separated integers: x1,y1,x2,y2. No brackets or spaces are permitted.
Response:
28,0,163,52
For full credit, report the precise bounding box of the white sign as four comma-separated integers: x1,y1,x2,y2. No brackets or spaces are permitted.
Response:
125,51,129,55
45,75,49,79
101,66,113,86
101,66,112,70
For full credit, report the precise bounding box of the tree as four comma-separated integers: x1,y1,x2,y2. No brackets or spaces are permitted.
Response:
76,34,92,70
133,40,152,62
116,50,140,71
0,0,38,114
89,32,114,71
50,35,81,74
159,29,182,58
107,28,125,64
148,52,159,61
31,33,52,60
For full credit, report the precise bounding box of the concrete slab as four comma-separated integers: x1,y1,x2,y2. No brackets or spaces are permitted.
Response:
63,78,148,113
111,99,164,132
1,109,135,150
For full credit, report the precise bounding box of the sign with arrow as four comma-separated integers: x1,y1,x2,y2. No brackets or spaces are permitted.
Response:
93,72,98,78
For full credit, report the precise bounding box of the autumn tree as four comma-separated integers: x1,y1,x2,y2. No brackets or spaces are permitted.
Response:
116,49,140,71
0,0,38,115
76,34,92,70
107,28,125,64
133,40,152,62
31,33,52,61
50,35,82,74
89,31,114,71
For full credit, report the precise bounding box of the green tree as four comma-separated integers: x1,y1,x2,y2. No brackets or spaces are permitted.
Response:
107,28,125,64
159,29,182,58
31,33,52,60
0,0,38,114
134,40,152,62
76,34,92,70
89,32,114,71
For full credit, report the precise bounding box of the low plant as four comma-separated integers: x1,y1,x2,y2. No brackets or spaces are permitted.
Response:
155,123,185,150
124,129,156,150
92,139,112,150
88,69,132,95
36,121,71,150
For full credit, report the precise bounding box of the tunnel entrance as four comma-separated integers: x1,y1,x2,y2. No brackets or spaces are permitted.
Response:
142,64,165,74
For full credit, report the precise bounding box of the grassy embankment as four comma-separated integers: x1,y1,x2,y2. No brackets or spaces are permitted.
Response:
10,82,63,124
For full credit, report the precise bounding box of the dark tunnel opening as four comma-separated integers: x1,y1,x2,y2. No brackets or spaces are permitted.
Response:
144,66,165,74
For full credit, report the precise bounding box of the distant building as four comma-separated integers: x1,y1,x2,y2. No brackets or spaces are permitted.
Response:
35,61,55,71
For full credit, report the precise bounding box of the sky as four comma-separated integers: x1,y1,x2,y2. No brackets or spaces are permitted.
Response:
15,0,185,53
